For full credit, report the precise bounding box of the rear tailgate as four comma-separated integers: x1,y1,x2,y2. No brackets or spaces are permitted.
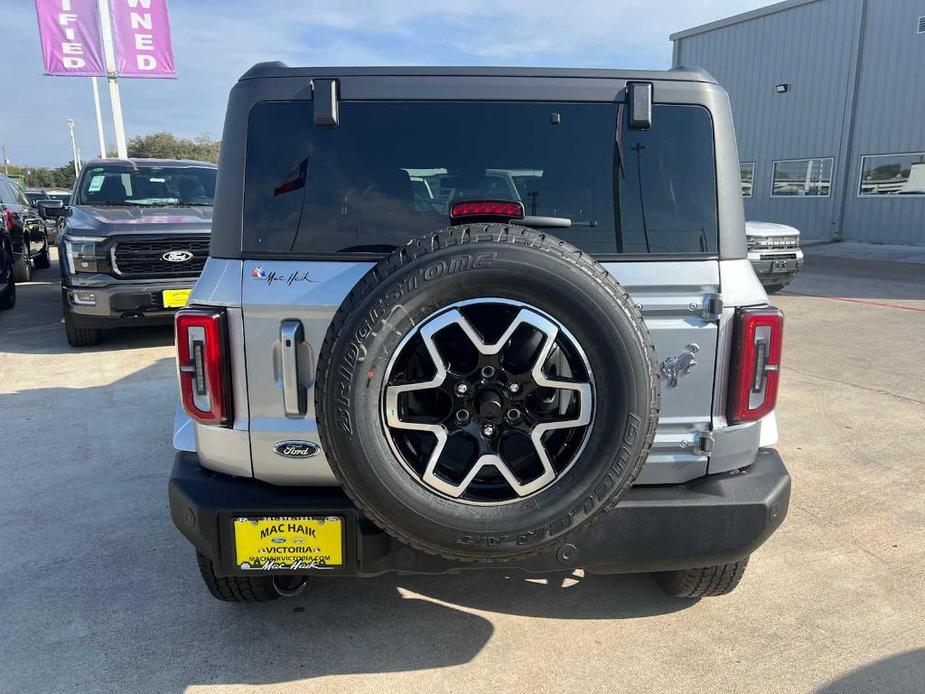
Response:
241,258,719,485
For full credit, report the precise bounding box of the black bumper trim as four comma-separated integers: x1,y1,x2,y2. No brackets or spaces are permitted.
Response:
168,449,790,577
63,283,192,328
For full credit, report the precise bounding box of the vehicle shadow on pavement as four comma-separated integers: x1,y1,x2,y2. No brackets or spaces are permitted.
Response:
395,569,693,619
815,648,925,693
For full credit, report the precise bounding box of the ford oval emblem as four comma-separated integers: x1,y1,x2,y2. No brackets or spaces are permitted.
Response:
162,250,193,263
274,440,320,458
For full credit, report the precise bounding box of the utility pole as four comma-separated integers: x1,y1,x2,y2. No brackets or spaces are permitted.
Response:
91,77,107,159
1,144,8,175
97,0,127,158
67,119,79,177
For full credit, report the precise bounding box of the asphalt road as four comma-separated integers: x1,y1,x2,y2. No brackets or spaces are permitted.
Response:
1,247,923,694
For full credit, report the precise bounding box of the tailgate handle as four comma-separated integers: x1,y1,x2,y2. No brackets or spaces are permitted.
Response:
280,320,307,417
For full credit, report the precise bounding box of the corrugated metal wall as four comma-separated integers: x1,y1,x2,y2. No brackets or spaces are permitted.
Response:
674,0,925,245
841,0,925,244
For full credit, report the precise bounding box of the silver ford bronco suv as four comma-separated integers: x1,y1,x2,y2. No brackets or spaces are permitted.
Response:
169,63,790,602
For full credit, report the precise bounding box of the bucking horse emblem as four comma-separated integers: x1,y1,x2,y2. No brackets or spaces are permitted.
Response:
659,343,700,388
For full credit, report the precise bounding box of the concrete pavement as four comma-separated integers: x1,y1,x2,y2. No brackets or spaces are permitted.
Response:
0,248,922,693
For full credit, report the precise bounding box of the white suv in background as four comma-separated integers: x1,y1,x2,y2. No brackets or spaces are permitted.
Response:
746,221,804,293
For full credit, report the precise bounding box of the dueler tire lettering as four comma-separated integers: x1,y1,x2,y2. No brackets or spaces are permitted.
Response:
315,225,660,562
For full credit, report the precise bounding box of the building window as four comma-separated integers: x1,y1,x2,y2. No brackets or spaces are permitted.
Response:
740,162,755,197
771,158,833,197
858,152,925,196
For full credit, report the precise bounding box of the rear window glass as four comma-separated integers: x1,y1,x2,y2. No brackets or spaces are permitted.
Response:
244,101,717,256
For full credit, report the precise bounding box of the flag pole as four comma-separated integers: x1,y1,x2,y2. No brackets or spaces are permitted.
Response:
67,119,79,176
96,0,127,158
90,77,107,158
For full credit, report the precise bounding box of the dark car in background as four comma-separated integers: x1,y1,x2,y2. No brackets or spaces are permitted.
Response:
26,188,72,243
25,188,71,207
58,158,217,347
0,174,51,283
0,216,16,310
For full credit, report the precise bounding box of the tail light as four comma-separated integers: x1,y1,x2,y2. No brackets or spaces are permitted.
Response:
3,209,13,232
728,306,783,423
175,308,233,426
450,200,524,223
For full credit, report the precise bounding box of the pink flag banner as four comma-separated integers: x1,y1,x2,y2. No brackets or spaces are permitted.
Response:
109,0,176,78
35,0,106,76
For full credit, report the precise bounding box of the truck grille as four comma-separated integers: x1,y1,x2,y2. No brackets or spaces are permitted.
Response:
111,236,210,278
750,237,799,251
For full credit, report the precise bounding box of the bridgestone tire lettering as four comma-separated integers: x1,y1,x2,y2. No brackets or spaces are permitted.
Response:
315,225,660,561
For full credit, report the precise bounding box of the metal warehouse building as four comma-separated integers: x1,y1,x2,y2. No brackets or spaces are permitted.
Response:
672,0,925,244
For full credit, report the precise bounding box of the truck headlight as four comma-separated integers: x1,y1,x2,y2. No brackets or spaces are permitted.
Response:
64,236,106,274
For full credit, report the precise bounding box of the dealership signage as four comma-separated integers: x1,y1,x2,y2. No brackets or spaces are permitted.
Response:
109,0,175,77
35,0,106,75
35,0,176,79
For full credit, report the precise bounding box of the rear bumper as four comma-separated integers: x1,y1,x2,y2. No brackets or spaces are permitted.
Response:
169,448,791,577
62,279,195,328
748,249,804,286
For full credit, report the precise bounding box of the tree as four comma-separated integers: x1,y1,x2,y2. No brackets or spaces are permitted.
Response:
127,132,220,163
868,164,901,181
6,131,220,191
5,163,75,189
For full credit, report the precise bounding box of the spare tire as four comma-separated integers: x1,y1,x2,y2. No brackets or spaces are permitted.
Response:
315,225,659,561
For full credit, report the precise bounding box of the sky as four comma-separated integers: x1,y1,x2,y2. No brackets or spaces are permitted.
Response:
1,0,771,168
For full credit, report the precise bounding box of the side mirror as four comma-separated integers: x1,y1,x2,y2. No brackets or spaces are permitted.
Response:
38,199,65,219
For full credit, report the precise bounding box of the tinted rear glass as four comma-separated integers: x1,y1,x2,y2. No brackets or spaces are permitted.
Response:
244,101,717,256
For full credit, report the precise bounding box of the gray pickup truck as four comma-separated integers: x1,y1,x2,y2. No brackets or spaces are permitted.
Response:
169,64,790,602
58,158,216,346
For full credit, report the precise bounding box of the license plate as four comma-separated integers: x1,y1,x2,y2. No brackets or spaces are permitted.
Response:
233,516,344,571
771,260,792,273
162,288,192,308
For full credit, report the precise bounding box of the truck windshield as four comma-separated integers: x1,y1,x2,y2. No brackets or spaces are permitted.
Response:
244,100,718,256
75,165,217,207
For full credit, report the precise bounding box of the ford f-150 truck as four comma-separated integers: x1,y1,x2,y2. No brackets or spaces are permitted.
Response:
58,158,217,346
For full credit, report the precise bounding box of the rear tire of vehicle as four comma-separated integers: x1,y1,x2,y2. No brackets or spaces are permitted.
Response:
764,283,788,294
196,552,280,602
12,257,32,283
0,275,15,310
315,224,660,562
64,309,101,347
653,558,749,598
33,245,51,269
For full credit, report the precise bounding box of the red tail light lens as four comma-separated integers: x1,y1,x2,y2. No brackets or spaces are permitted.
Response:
450,200,525,221
175,308,233,426
728,306,784,424
3,209,13,232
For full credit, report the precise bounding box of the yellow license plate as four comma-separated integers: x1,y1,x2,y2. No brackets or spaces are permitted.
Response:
162,288,192,308
233,516,344,570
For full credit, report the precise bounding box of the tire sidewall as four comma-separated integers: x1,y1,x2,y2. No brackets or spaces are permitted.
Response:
319,229,658,559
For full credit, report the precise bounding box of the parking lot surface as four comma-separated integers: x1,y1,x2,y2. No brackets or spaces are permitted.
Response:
1,247,923,694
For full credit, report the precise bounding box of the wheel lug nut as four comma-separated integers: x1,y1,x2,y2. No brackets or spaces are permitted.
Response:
480,366,496,379
481,423,496,438
454,382,469,397
507,382,521,395
455,409,470,424
505,408,522,423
